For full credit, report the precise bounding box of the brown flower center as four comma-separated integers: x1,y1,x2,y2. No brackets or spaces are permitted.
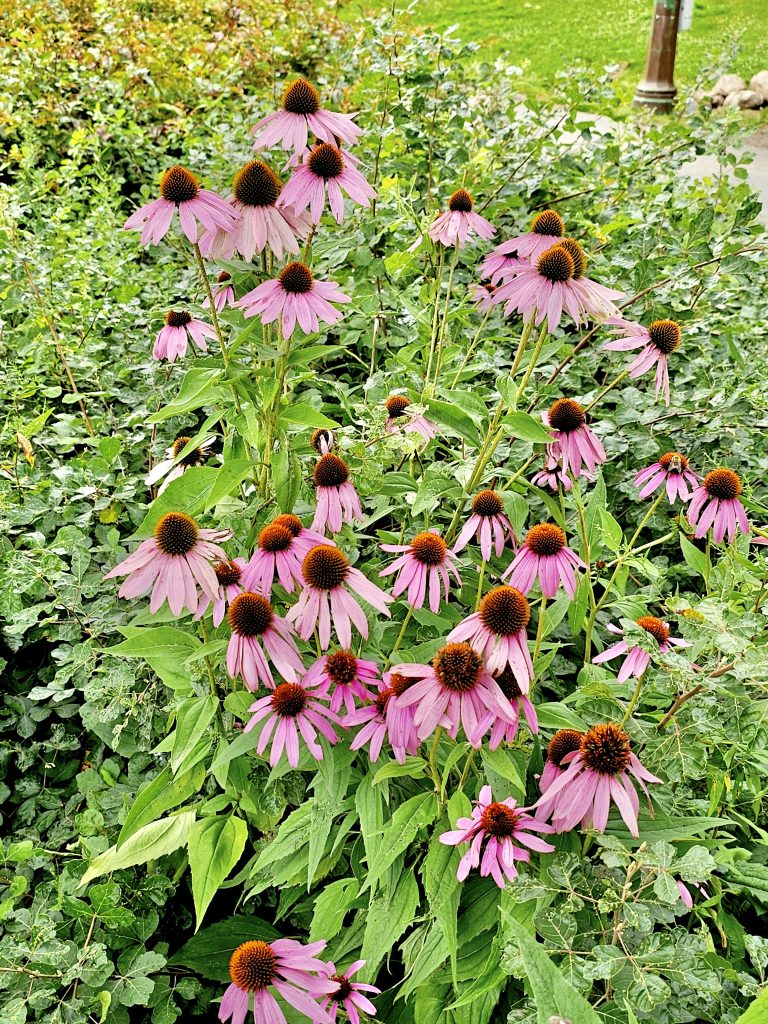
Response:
448,188,473,212
271,682,308,717
278,261,314,294
410,532,447,566
310,428,333,453
227,592,273,636
531,209,565,237
164,310,192,327
273,513,303,537
479,586,530,636
659,451,688,473
580,723,631,775
525,523,566,557
494,666,522,700
373,688,392,715
546,728,583,767
153,512,198,555
314,453,349,488
217,271,231,283
307,143,344,179
282,78,321,115
330,975,353,1002
703,467,742,501
385,395,411,418
233,159,282,207
480,801,520,837
537,244,575,283
433,643,483,693
648,319,682,355
214,560,242,587
548,397,586,433
258,523,294,552
302,545,349,590
557,238,587,279
170,436,205,467
159,165,199,204
229,940,277,991
471,489,504,517
388,672,413,697
636,615,670,644
325,650,358,686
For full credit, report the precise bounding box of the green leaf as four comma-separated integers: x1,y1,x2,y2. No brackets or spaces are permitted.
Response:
107,627,200,692
735,988,768,1024
189,815,248,930
359,871,420,982
278,402,340,429
603,813,731,846
502,411,553,443
147,368,224,422
172,696,217,773
535,702,590,731
365,793,438,893
423,821,461,985
169,914,279,981
480,747,525,794
425,397,482,447
117,765,204,848
309,877,359,943
131,460,251,537
372,757,427,785
79,812,195,887
680,533,708,577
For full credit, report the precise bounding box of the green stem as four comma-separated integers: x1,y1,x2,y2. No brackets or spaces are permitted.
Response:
514,323,549,404
423,247,445,392
621,673,645,726
533,596,548,665
390,605,414,659
192,241,242,417
458,748,477,791
450,306,492,388
474,560,486,612
431,245,461,390
584,368,629,413
260,321,294,496
427,727,444,794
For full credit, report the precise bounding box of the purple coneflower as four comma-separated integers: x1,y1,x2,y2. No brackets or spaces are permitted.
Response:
153,310,216,362
531,453,573,492
677,879,709,909
320,961,380,1024
104,512,230,616
502,523,584,599
251,78,362,153
487,666,539,748
471,282,502,310
634,451,698,503
604,317,682,406
485,209,566,268
535,722,662,838
279,143,375,224
286,545,392,650
195,558,246,627
543,398,606,480
539,729,584,793
391,642,518,747
219,938,335,1024
242,514,330,597
302,650,379,715
379,530,462,613
311,454,364,535
124,166,237,246
687,467,749,543
244,680,339,768
428,189,495,248
453,489,516,561
203,271,236,312
226,592,304,690
592,617,691,681
146,435,214,493
346,673,420,764
201,159,311,261
447,586,533,689
238,261,351,339
384,395,436,443
310,428,334,455
439,785,555,888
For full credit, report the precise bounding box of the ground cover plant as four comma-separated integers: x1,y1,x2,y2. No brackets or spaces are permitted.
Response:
2,4,768,1024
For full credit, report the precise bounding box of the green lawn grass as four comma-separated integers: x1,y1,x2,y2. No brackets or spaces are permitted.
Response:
353,0,768,94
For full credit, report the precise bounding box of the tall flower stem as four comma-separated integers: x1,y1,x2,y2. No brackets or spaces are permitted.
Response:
260,320,293,496
390,605,414,660
514,323,549,404
427,726,444,795
458,748,477,791
573,484,596,661
192,242,242,415
423,246,445,392
584,368,629,413
621,673,645,726
450,306,492,388
532,596,548,665
431,244,461,390
474,560,486,612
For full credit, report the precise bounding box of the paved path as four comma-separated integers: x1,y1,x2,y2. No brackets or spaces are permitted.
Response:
681,125,768,224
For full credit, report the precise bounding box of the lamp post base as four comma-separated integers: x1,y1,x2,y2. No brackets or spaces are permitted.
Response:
633,0,682,114
633,82,677,113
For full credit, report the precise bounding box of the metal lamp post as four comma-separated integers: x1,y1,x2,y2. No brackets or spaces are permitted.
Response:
633,0,683,112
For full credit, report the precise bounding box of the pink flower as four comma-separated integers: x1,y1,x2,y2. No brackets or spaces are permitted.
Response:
453,489,516,562
471,282,502,310
539,729,584,793
310,428,335,455
320,961,380,1024
543,398,606,480
592,617,691,681
479,253,526,286
439,785,555,888
603,317,682,406
244,679,339,768
391,642,518,747
226,592,304,690
200,159,312,261
195,558,246,627
203,271,236,312
153,310,217,362
384,394,436,443
687,467,749,543
146,435,214,494
345,673,420,763
302,650,379,715
535,723,662,838
311,454,364,535
487,667,539,748
286,545,392,650
104,512,230,616
379,530,462,613
125,164,238,246
486,209,567,266
634,451,698,503
531,454,573,492
238,261,351,339
677,879,708,909
242,514,330,597
494,239,621,333
502,523,585,599
446,586,533,690
279,143,375,225
219,937,336,1024
428,189,496,248
251,78,362,153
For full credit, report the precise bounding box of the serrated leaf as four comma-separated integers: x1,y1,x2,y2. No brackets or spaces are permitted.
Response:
365,793,438,893
359,871,420,982
117,764,204,848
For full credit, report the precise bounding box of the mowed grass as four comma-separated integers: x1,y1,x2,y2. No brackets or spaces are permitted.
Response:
352,0,768,95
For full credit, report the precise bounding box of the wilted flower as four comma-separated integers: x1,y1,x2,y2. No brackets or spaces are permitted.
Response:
146,435,214,493
320,961,380,1024
384,395,436,443
604,317,682,406
195,558,246,627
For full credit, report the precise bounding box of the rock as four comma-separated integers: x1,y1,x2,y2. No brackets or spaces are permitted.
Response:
713,74,746,99
749,71,768,101
723,89,764,110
